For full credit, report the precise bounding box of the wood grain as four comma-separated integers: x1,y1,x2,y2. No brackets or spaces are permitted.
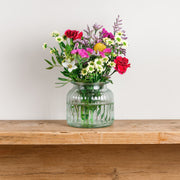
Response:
0,120,180,144
0,145,180,180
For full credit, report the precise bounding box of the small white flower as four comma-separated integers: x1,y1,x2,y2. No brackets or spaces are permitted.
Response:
102,56,109,63
115,31,124,37
64,58,71,63
107,61,116,67
88,61,94,66
62,60,77,72
115,35,122,44
51,31,60,37
56,36,63,43
103,37,114,46
103,37,109,43
42,43,47,49
107,39,115,45
50,48,58,54
122,41,128,48
119,53,125,57
81,68,88,76
96,65,104,73
62,34,67,41
112,53,117,57
94,58,103,68
87,65,95,73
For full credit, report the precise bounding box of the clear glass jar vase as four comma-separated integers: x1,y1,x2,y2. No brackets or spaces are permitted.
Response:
66,82,114,128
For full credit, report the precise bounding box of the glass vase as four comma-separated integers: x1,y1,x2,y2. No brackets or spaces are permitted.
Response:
66,82,114,128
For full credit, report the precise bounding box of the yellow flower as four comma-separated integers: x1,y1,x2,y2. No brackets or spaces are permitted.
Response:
94,43,106,52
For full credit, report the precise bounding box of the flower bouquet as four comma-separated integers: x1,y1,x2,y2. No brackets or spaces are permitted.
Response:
43,15,130,128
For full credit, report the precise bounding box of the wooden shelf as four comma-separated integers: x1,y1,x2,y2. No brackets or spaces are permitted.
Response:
0,120,180,145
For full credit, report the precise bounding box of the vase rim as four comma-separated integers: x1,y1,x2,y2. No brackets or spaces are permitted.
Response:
71,81,109,86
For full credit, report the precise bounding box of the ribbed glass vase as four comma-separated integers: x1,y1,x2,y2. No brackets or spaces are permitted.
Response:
66,82,114,128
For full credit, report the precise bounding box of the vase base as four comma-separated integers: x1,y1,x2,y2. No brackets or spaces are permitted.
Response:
67,121,114,128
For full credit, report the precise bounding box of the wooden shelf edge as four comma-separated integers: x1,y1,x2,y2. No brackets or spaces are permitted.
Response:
0,120,180,145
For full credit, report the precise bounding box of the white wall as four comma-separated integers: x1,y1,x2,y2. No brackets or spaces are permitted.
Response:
0,0,180,120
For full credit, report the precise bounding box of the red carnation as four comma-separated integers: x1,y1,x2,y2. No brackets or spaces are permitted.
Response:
64,29,83,40
114,56,130,74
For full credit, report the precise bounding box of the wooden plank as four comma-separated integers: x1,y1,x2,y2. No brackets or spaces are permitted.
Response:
0,120,180,144
0,145,180,179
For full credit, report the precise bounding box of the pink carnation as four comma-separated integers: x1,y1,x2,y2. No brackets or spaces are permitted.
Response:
99,52,106,58
78,49,89,58
99,48,111,58
71,49,78,54
86,48,94,54
103,48,111,53
71,49,89,58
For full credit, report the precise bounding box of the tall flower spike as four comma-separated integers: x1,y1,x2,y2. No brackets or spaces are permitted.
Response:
93,23,103,31
113,15,123,33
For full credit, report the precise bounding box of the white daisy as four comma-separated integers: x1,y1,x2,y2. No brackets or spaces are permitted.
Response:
106,39,115,45
115,31,124,37
62,60,77,72
81,68,88,76
51,31,60,37
42,43,47,49
112,53,117,57
94,58,103,68
115,35,122,44
96,65,104,73
107,61,116,67
122,41,128,48
87,65,95,73
103,37,109,43
88,61,94,66
102,56,109,63
56,36,63,43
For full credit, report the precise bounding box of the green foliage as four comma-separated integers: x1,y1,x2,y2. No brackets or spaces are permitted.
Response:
43,31,118,87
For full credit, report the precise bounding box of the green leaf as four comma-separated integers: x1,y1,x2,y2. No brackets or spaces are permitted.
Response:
51,56,56,65
58,77,69,81
55,82,66,84
44,59,53,66
65,44,72,54
46,66,53,70
60,42,66,48
61,70,70,77
55,82,69,88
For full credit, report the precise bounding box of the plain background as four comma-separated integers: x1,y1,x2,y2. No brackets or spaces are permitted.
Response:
0,0,180,120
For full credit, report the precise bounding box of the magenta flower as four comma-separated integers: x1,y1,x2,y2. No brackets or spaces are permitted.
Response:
86,48,94,54
71,49,78,54
103,48,111,53
99,48,111,58
102,28,114,39
99,52,106,58
71,49,89,58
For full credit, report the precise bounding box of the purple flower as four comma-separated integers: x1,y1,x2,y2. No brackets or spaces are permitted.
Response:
102,28,115,39
93,23,103,31
113,15,123,33
74,43,79,49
